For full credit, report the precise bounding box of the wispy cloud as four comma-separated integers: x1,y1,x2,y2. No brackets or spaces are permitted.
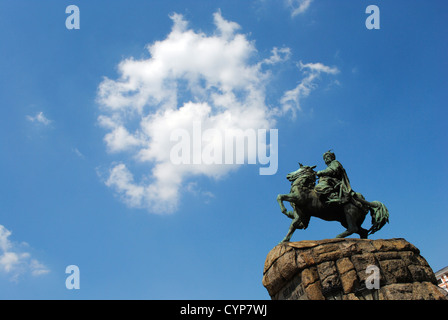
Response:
26,111,52,126
186,182,216,204
72,147,85,159
0,225,49,281
286,0,314,17
261,47,291,65
280,61,339,116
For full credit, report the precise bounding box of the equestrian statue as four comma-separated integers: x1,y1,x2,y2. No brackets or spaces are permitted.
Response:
276,151,389,242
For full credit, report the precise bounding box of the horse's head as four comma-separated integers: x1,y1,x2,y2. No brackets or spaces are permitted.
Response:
286,163,317,184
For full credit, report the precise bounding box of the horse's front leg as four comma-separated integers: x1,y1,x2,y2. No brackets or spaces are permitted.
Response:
277,198,304,243
280,208,305,243
277,193,299,217
277,193,296,243
281,221,296,243
277,194,288,215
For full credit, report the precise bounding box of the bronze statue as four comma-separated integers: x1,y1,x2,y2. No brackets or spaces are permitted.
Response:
276,151,389,242
315,150,353,205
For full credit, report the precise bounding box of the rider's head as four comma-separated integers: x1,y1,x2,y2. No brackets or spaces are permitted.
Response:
323,150,335,165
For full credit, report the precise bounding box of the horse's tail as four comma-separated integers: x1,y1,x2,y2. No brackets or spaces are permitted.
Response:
352,195,389,235
366,201,389,235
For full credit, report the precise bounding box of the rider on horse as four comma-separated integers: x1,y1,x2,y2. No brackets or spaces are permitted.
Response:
315,150,356,206
277,151,389,241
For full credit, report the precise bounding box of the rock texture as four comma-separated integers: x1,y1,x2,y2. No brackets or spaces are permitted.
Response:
262,238,446,300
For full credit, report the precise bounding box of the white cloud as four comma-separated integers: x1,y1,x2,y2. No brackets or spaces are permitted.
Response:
104,126,144,153
213,10,241,39
72,147,85,159
105,163,147,209
286,0,313,17
97,11,338,214
26,111,52,125
0,225,49,281
30,259,51,276
280,61,339,116
262,47,291,65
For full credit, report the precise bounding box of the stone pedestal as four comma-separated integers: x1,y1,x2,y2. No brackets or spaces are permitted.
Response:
262,238,447,300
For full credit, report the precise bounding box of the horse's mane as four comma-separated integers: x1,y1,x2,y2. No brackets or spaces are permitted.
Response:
291,169,316,191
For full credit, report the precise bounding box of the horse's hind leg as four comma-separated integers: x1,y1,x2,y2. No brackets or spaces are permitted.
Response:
336,229,353,238
338,220,368,239
358,227,368,239
336,206,359,238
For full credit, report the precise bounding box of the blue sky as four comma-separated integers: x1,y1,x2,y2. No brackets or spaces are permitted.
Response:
0,0,446,299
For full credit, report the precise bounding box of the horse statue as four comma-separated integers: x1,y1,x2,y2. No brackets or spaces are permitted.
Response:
276,163,389,243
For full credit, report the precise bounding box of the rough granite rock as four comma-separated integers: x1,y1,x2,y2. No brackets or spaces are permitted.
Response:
262,238,446,300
